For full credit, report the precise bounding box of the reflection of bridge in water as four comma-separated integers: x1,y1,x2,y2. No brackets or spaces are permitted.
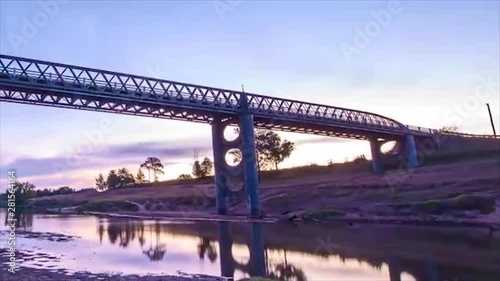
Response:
93,218,500,281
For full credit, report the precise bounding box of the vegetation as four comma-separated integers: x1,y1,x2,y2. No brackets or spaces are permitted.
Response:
0,181,36,208
95,173,107,191
135,168,147,183
177,174,193,179
439,125,460,133
75,200,139,213
302,209,346,220
192,156,214,178
94,168,136,190
229,128,295,171
412,195,496,215
140,157,165,182
34,186,76,197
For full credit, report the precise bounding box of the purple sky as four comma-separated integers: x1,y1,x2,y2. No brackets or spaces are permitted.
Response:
0,0,498,190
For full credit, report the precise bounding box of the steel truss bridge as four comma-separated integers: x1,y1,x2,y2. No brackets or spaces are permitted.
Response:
0,54,439,141
1,54,497,215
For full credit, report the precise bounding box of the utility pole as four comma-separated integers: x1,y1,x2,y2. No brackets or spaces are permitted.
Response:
486,103,497,137
241,85,245,93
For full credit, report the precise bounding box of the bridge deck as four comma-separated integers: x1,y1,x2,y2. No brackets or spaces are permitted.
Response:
0,54,497,140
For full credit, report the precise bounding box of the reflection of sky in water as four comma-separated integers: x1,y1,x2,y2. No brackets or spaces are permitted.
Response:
0,211,420,280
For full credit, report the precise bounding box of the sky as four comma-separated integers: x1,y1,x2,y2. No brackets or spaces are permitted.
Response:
0,0,499,190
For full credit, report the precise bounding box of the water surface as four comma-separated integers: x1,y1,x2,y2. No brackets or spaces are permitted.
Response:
1,210,499,280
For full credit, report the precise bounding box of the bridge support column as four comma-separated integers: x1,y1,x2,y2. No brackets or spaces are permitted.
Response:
240,93,261,217
211,93,260,216
212,116,229,215
369,137,384,173
405,134,419,168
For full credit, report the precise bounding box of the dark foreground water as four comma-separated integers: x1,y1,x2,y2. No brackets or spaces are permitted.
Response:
1,210,499,281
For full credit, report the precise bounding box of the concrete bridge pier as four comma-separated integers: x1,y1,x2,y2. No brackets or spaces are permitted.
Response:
211,116,229,215
369,137,384,173
239,103,261,216
405,134,419,168
211,93,261,216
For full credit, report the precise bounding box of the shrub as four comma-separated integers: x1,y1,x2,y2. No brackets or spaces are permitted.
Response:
303,209,345,220
76,201,139,213
414,195,496,215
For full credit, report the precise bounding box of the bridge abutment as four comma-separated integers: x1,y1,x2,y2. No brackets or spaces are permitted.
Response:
369,137,384,173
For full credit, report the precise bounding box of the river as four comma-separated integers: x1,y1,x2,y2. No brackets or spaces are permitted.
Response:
1,210,499,280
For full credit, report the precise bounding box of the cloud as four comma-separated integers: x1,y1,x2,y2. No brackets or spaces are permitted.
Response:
0,132,356,189
0,140,211,179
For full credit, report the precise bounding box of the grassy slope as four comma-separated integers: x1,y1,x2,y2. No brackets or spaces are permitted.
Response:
30,154,500,218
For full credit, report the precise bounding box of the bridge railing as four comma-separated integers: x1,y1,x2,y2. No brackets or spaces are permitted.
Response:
406,125,499,139
0,54,406,134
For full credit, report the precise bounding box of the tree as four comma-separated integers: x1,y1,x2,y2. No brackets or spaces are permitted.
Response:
229,128,295,171
117,167,135,188
269,139,295,170
178,174,193,180
95,173,107,191
439,126,460,133
136,168,147,184
201,157,213,176
141,157,164,182
10,181,36,208
192,157,214,178
106,170,121,189
192,159,202,178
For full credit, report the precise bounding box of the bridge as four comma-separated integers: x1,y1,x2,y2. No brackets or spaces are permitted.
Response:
0,54,497,215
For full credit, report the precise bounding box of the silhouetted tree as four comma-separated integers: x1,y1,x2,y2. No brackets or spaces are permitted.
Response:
95,173,107,191
106,170,121,189
192,157,213,178
269,138,295,170
117,167,135,188
178,174,193,179
8,181,36,208
35,186,76,197
135,168,147,184
439,126,460,133
230,128,295,171
141,157,164,182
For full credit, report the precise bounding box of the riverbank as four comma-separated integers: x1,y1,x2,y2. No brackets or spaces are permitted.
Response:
27,156,500,228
